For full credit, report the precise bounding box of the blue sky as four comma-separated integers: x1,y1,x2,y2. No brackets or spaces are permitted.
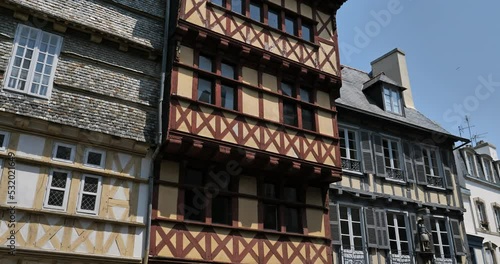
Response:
336,0,500,149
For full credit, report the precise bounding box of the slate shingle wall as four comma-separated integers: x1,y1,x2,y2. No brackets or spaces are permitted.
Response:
0,4,161,143
5,0,163,49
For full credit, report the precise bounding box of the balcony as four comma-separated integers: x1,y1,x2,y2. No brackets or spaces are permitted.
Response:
386,168,404,181
426,174,444,188
341,158,361,173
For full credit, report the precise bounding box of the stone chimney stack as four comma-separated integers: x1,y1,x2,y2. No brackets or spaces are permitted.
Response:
474,141,498,160
371,48,415,109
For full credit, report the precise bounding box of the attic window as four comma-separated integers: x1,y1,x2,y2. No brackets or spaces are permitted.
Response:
383,86,402,115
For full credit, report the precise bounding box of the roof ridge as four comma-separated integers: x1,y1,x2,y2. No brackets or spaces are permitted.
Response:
341,64,369,74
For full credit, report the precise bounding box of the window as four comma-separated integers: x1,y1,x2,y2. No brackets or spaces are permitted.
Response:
77,175,102,215
339,206,365,262
262,183,303,233
339,128,361,172
183,166,233,225
301,22,313,42
493,163,500,183
83,148,106,169
183,168,205,222
284,187,302,233
476,201,489,230
43,169,71,211
263,183,279,231
52,142,76,163
422,147,442,187
382,138,403,181
249,1,262,22
431,218,452,263
493,206,500,232
231,0,244,14
387,212,411,263
383,87,402,115
197,55,237,110
466,152,477,176
280,83,315,131
284,15,296,35
268,8,280,29
4,25,62,98
0,131,10,151
482,158,493,182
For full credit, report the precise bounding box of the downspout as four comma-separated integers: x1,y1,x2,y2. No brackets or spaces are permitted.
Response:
144,0,172,263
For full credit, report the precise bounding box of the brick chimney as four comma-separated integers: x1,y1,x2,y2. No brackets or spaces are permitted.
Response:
371,48,415,109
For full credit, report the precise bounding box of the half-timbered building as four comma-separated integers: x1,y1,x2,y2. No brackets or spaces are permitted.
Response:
150,0,346,263
330,49,470,264
0,0,164,263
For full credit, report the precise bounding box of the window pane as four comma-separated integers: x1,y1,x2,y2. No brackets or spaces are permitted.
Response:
284,187,297,202
87,151,103,166
184,189,204,221
283,102,297,126
302,108,314,131
185,168,204,186
83,177,99,193
55,145,72,160
264,204,279,230
281,82,294,97
268,8,280,29
263,183,276,198
51,171,68,188
80,194,97,210
301,23,313,42
221,85,236,110
299,87,312,103
0,134,4,147
285,15,296,35
351,208,360,221
199,55,212,72
285,207,301,233
221,62,235,79
249,1,262,22
212,0,225,6
197,78,213,104
212,195,232,225
231,0,243,14
47,190,65,206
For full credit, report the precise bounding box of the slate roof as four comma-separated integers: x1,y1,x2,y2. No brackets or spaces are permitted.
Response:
362,72,405,91
336,65,462,139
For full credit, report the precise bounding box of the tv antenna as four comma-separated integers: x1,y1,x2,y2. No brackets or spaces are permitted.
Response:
458,116,487,146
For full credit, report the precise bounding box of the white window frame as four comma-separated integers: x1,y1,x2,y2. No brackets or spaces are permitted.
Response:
0,130,10,152
43,169,72,211
431,217,453,263
465,151,477,177
386,211,412,263
492,205,500,232
3,24,63,99
339,205,366,262
52,142,76,163
481,157,493,182
339,127,361,173
422,146,444,188
476,201,489,230
83,148,106,169
76,174,102,215
383,86,402,115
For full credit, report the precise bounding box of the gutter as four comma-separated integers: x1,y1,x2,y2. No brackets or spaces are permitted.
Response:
143,0,173,263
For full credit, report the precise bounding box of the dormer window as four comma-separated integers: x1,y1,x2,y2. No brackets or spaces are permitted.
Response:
383,87,402,115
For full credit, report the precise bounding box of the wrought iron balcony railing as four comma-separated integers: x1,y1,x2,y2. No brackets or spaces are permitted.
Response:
386,167,404,181
341,158,361,172
426,174,443,188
